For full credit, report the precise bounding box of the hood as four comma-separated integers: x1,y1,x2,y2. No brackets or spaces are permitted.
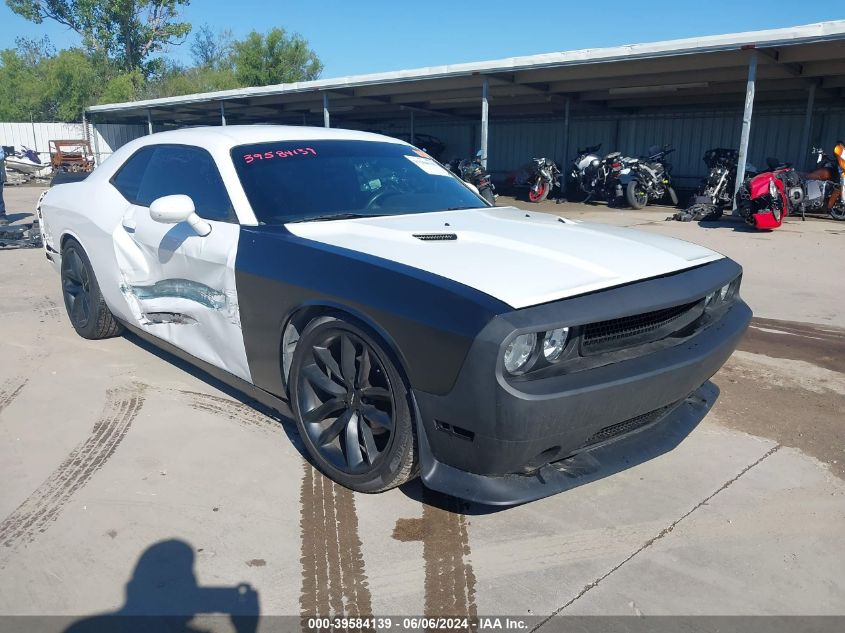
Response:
285,206,723,310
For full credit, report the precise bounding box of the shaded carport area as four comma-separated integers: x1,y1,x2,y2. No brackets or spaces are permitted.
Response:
87,21,845,198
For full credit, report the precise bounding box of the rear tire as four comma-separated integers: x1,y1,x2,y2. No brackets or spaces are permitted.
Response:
289,316,417,493
830,202,845,221
480,186,495,205
60,239,123,340
626,181,649,209
667,187,679,207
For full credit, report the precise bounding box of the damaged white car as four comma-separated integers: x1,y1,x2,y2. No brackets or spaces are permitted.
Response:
40,126,751,505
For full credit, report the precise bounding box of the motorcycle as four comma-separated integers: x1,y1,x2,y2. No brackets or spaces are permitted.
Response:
569,144,630,204
448,151,496,204
797,143,845,221
685,148,757,221
736,143,845,229
623,145,678,209
735,157,798,229
526,157,561,202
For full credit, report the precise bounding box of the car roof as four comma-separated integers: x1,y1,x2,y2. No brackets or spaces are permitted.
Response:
132,125,409,152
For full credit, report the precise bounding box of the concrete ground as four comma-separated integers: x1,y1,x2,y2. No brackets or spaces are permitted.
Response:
1,186,843,628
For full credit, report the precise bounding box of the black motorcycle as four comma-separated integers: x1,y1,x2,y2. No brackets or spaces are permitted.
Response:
526,157,561,203
623,145,678,209
569,145,629,204
448,151,496,204
685,148,756,221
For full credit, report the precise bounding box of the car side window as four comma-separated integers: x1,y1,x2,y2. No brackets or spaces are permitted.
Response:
111,146,156,203
114,144,235,222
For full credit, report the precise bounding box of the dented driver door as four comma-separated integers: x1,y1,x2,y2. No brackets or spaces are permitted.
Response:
111,144,252,382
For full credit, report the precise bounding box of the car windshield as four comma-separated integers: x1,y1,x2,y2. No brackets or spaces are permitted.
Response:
232,140,488,224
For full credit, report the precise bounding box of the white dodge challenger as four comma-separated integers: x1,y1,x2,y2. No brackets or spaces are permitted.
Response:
39,126,751,505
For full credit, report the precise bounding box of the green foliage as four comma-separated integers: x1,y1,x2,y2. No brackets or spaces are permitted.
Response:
6,0,191,75
232,28,323,86
99,70,144,104
0,10,324,121
190,24,232,69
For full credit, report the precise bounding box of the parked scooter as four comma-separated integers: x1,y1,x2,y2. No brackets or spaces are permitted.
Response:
448,151,496,204
569,144,630,204
623,145,678,209
525,157,560,202
685,148,757,220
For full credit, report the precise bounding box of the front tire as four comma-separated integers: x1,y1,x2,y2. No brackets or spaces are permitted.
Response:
626,181,649,209
289,317,417,493
528,181,550,202
60,239,123,340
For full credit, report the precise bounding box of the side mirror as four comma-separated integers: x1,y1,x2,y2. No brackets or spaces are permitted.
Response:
149,194,211,236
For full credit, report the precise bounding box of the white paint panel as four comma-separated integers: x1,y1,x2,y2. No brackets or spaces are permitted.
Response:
287,206,723,309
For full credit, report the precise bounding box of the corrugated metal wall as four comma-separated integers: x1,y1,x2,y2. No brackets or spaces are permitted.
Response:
0,121,146,165
8,104,837,186
355,104,844,187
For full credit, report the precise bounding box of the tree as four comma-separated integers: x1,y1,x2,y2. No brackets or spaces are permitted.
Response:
0,48,107,121
231,28,322,87
5,0,192,75
190,23,232,69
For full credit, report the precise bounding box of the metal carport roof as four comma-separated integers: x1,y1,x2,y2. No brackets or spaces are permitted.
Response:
86,20,845,126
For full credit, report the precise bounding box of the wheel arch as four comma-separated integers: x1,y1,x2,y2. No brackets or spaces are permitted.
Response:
59,229,85,251
279,301,413,397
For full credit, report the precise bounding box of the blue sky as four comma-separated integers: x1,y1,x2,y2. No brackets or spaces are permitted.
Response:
0,1,840,78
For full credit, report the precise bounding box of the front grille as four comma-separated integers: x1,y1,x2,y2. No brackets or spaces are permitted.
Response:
583,401,680,448
582,300,701,354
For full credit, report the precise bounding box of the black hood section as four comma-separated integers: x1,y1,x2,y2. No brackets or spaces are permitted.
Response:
235,226,509,397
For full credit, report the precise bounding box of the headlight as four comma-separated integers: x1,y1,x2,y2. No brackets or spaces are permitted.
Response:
768,179,777,198
503,332,537,374
705,276,741,310
543,328,569,362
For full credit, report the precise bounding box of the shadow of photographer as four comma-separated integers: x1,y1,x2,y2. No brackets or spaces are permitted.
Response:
64,539,259,633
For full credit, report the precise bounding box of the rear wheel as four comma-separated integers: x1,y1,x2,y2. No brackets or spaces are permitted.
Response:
626,181,649,209
830,202,845,221
60,239,123,340
289,317,417,493
667,187,679,206
479,186,495,205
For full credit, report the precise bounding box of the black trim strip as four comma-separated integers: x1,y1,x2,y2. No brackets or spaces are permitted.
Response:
121,321,292,418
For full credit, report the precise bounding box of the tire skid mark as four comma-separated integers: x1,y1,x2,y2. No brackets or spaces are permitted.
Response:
393,490,478,629
0,384,146,556
0,377,28,416
177,389,283,434
300,462,374,631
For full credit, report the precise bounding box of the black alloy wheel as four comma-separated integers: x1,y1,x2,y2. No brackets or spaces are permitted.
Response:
62,246,92,329
60,239,123,340
290,318,417,492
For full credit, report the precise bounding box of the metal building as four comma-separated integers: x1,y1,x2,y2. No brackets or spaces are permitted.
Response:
86,21,845,190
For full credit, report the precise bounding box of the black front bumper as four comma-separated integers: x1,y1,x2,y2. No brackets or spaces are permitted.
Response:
413,258,751,505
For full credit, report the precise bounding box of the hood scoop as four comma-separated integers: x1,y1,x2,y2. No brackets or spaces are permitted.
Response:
413,232,457,241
